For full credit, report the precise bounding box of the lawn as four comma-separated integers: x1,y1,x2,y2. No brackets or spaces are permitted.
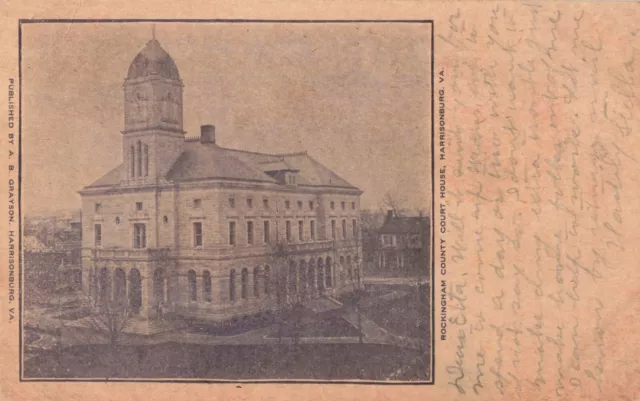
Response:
187,313,275,336
362,285,430,341
24,342,430,381
267,314,361,338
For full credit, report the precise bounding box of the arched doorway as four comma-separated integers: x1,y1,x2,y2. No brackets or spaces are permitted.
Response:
98,267,110,304
326,257,333,288
288,260,297,296
128,269,142,315
307,260,316,296
299,260,308,299
317,258,325,293
113,268,126,306
154,268,166,305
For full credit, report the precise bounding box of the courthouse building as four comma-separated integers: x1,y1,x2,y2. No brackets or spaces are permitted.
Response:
79,37,363,329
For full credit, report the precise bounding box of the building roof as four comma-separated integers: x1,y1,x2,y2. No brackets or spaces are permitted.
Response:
379,215,429,235
127,39,180,81
84,142,360,191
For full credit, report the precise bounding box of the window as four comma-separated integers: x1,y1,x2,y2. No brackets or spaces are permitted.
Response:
298,220,304,241
136,202,143,211
229,221,236,245
94,224,102,247
193,222,203,247
144,144,149,177
247,221,254,245
309,201,314,210
137,141,142,177
193,199,202,208
297,200,303,210
253,266,261,298
287,174,296,185
285,200,291,209
203,271,212,302
188,270,197,301
163,215,168,225
352,201,356,210
352,219,357,238
115,217,120,225
331,220,336,239
229,197,236,208
330,201,335,210
263,198,269,209
341,201,345,211
286,221,292,242
130,146,135,177
134,223,146,249
263,220,270,243
241,268,249,300
247,198,253,209
94,203,102,213
342,219,347,238
229,270,236,302
310,220,316,240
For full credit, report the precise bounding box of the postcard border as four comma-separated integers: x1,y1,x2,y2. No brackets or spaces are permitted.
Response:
18,18,435,385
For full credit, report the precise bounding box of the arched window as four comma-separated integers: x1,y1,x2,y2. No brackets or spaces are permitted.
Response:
253,266,261,298
130,145,135,177
137,141,142,177
347,255,353,281
143,144,149,176
188,270,197,301
203,270,212,302
241,268,249,300
229,269,236,302
264,266,271,295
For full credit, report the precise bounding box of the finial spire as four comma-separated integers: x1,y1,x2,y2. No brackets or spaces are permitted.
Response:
152,24,156,40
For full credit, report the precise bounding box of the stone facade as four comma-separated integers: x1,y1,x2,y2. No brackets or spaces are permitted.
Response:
79,37,363,325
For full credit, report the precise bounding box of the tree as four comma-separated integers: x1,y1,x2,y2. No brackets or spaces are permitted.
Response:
267,241,292,346
80,292,130,344
380,191,409,217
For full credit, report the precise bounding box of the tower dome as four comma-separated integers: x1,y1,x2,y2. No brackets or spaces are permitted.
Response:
127,39,180,80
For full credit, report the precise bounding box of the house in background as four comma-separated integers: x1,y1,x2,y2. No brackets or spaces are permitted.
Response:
376,211,430,273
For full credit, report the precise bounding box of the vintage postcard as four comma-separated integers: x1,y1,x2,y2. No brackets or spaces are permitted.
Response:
0,1,638,400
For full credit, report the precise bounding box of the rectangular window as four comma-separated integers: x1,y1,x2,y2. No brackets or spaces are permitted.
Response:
133,223,146,249
193,199,202,208
341,201,345,211
263,198,269,209
297,200,303,210
330,201,335,210
310,220,316,240
352,201,356,210
136,202,143,211
298,220,304,241
94,224,102,247
309,201,314,210
247,198,253,209
193,222,203,247
94,203,102,213
285,200,291,209
352,219,357,238
331,220,336,239
342,219,347,238
247,221,254,244
229,197,236,208
229,221,236,245
286,221,292,242
263,220,270,243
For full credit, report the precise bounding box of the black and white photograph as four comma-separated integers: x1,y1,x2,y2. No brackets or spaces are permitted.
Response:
20,20,433,382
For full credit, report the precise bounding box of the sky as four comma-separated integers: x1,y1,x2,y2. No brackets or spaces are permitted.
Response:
21,22,432,217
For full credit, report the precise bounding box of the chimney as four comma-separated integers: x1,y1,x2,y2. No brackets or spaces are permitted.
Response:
385,210,394,224
200,125,215,144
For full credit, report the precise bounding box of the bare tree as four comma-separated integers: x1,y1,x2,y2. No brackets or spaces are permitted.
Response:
80,292,130,344
267,241,291,346
380,191,409,217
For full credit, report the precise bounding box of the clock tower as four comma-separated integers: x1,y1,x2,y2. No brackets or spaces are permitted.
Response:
123,36,184,184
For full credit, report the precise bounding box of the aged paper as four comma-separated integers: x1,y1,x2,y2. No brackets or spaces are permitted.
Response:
0,1,638,400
